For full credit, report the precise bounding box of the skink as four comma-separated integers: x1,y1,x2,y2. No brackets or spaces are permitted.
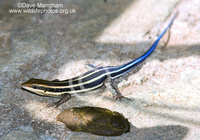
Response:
21,14,176,107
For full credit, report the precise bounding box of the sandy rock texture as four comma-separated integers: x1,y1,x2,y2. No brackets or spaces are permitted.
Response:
0,0,199,139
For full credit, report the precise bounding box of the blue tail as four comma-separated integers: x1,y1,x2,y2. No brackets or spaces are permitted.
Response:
111,13,177,79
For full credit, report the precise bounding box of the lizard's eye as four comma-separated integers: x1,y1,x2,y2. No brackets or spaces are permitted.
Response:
32,85,37,89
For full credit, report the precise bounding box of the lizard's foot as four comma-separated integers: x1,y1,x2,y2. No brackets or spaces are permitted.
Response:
113,94,131,101
113,95,125,100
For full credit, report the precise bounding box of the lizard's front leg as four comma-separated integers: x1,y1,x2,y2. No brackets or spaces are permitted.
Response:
53,93,71,107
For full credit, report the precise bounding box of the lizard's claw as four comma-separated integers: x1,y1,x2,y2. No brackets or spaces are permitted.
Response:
113,95,131,101
113,95,125,100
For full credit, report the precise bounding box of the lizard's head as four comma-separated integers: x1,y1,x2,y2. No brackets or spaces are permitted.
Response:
21,78,52,96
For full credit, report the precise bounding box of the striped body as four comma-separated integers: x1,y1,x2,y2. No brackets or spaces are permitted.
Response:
21,14,176,101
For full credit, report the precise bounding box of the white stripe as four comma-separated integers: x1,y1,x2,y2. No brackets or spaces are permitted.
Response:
43,82,104,96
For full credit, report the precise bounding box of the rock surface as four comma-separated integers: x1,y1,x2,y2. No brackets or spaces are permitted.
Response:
0,0,200,139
